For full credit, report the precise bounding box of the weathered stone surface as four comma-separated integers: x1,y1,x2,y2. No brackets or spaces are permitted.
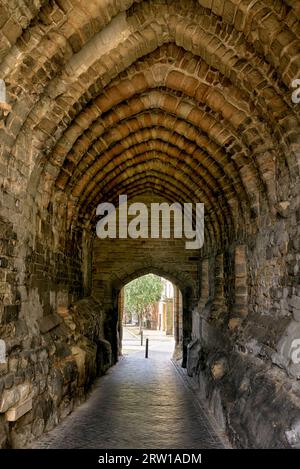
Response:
0,383,31,413
0,416,8,448
5,397,32,421
211,359,227,380
293,309,300,323
285,419,300,448
291,296,300,323
0,293,112,447
276,321,300,378
186,339,201,377
0,0,300,450
37,314,61,334
2,305,19,324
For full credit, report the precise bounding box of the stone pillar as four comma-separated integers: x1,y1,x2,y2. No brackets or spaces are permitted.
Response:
229,245,248,330
82,230,92,296
192,259,209,339
200,258,210,307
174,286,183,348
210,254,227,321
118,288,124,355
182,286,193,368
166,299,174,335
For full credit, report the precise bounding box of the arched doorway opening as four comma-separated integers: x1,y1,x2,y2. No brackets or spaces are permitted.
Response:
118,274,183,358
115,272,187,362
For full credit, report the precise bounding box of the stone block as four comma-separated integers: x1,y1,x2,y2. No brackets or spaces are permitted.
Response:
290,295,300,311
0,257,8,268
96,339,112,375
57,305,69,317
71,346,86,386
37,313,61,334
277,321,300,378
211,359,227,380
285,419,300,448
0,389,19,413
0,102,11,116
47,368,63,404
235,264,247,277
0,382,31,413
2,305,19,323
186,339,201,377
5,397,32,422
228,317,242,330
293,309,300,322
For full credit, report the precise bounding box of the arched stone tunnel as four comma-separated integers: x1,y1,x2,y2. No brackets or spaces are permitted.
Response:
0,0,300,449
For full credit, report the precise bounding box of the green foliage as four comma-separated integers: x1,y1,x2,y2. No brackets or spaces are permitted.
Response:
125,274,163,318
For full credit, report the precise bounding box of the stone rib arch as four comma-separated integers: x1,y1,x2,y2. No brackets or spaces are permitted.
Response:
115,266,195,299
69,133,244,207
67,127,245,214
3,3,298,201
34,51,283,199
2,0,299,96
81,165,223,246
54,98,253,214
34,72,268,218
80,173,217,251
85,179,215,252
29,49,280,214
79,150,228,234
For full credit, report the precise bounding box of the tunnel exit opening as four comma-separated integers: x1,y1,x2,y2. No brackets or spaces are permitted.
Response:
117,274,183,359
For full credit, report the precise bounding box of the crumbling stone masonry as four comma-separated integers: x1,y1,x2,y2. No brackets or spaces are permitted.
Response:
0,0,300,449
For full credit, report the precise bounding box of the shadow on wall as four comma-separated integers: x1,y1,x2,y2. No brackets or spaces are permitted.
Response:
0,297,112,449
186,248,300,449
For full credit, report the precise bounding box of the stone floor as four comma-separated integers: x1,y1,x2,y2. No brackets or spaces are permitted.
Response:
33,329,228,449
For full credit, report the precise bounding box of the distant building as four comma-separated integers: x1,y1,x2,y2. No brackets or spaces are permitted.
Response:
149,279,174,335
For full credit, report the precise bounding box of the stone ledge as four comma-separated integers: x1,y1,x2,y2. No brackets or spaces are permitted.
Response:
0,383,31,413
5,398,32,422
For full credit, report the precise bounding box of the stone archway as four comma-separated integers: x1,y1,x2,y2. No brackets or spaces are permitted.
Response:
0,0,300,449
116,267,192,363
92,233,198,365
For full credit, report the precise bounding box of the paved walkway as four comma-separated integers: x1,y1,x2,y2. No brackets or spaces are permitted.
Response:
33,330,227,449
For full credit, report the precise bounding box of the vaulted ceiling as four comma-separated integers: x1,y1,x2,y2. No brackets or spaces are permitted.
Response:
1,0,299,248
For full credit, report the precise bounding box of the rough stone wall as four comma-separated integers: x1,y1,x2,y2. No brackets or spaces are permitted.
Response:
0,0,300,450
0,179,112,447
0,297,111,448
187,195,300,448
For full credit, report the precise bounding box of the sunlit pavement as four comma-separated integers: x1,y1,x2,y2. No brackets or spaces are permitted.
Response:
122,326,175,355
